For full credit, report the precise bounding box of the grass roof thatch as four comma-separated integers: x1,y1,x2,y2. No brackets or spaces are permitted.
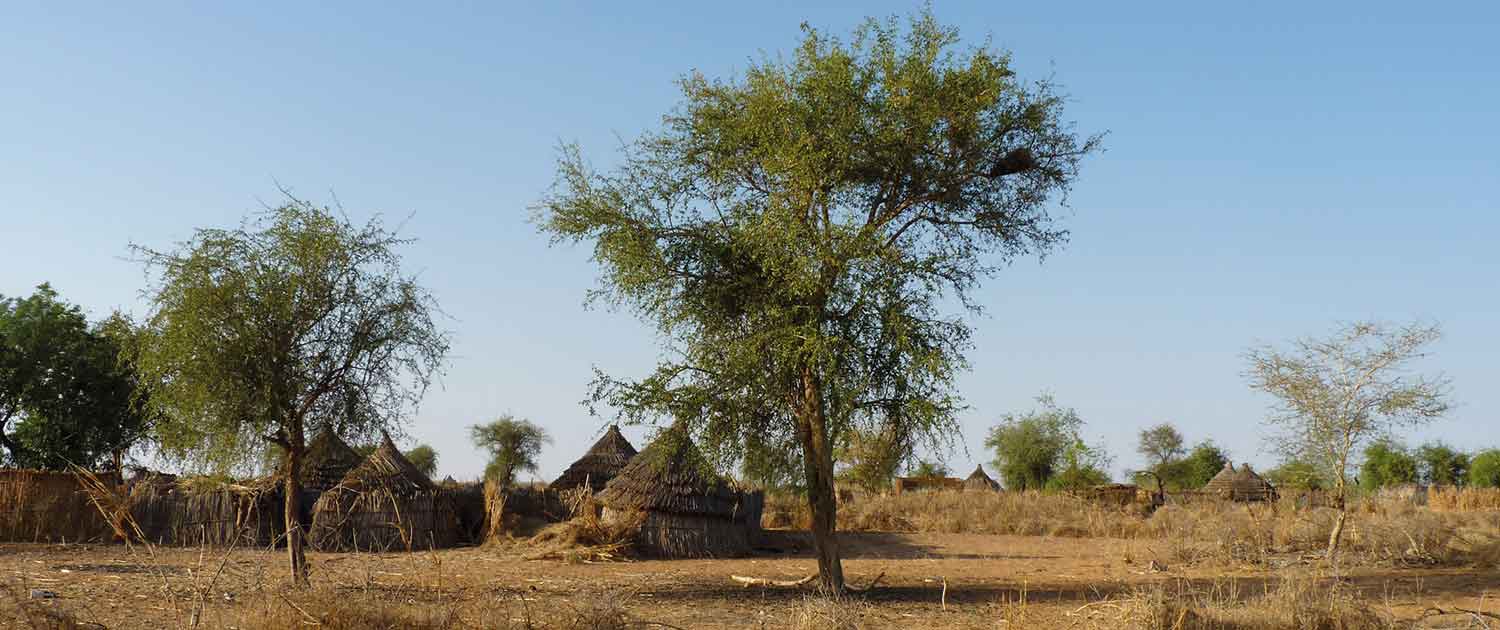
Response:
1204,462,1276,500
596,426,740,519
332,431,435,495
551,425,638,493
963,465,1000,491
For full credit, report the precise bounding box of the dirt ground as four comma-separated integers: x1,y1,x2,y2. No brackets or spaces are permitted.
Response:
3,531,1497,629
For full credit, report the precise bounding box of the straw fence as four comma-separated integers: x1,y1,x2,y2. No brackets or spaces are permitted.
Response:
126,484,302,547
0,469,119,542
1428,487,1500,511
607,508,751,558
309,487,461,552
891,476,963,494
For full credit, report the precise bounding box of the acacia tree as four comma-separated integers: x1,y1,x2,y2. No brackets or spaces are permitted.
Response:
1246,321,1449,559
538,12,1095,590
1137,423,1184,475
469,415,551,487
134,200,448,584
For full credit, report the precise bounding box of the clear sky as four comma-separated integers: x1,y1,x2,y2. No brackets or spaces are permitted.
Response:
3,2,1496,482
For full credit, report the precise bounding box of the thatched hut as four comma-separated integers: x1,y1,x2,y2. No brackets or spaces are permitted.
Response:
963,465,1001,492
551,424,638,494
1203,462,1277,502
280,427,364,494
596,428,758,558
309,433,461,552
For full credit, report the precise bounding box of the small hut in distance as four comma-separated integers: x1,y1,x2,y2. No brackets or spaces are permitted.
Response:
282,426,365,494
551,424,639,494
1203,462,1277,502
597,427,760,558
963,465,1001,492
309,431,460,552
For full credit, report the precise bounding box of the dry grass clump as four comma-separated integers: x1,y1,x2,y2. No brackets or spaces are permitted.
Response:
1122,576,1404,630
789,593,872,630
0,587,96,630
524,487,641,562
1428,487,1500,512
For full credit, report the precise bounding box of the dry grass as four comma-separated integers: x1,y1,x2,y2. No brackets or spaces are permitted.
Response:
789,593,873,630
522,486,642,562
1428,487,1500,512
767,489,1500,568
1117,575,1406,630
0,586,97,630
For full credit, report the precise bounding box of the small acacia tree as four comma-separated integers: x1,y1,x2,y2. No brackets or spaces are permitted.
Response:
1136,423,1184,480
1246,321,1449,559
538,11,1095,590
469,415,551,488
134,199,448,584
985,395,1086,490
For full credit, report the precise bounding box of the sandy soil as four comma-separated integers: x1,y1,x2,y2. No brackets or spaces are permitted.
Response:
3,531,1497,628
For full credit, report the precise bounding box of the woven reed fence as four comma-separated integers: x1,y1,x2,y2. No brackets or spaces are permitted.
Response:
126,484,300,547
0,469,119,542
1429,487,1500,511
309,487,461,552
618,509,751,559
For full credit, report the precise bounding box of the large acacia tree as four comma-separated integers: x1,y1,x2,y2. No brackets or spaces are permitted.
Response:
134,199,448,584
538,12,1096,591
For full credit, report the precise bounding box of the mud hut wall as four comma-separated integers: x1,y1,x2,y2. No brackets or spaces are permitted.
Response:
0,470,117,542
310,489,460,552
610,509,750,559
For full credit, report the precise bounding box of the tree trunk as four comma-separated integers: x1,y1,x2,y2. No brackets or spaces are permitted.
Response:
283,425,309,586
797,365,845,593
1326,487,1347,560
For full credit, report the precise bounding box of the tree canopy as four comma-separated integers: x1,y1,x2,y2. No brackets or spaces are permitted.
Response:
470,415,551,487
1246,320,1449,557
0,284,154,470
985,395,1109,490
537,10,1096,590
1469,450,1500,488
1415,442,1468,487
1358,439,1419,491
133,199,449,584
1137,423,1185,471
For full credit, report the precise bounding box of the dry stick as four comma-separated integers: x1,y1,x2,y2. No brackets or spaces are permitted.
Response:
277,591,320,625
730,573,818,588
1423,606,1500,623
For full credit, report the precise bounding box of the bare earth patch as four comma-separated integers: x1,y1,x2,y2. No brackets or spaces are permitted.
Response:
2,531,1497,628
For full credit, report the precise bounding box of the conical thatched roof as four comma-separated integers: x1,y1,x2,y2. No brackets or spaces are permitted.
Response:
294,427,364,492
1204,462,1276,500
333,431,435,495
551,425,639,493
963,465,1000,491
596,426,739,519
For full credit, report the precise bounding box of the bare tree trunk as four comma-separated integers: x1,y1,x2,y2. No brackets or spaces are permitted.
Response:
797,366,845,593
283,424,309,586
1326,483,1347,560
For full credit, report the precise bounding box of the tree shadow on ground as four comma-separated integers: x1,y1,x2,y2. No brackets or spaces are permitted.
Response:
755,530,1062,561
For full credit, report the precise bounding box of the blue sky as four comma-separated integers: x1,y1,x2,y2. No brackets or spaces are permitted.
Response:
3,2,1496,482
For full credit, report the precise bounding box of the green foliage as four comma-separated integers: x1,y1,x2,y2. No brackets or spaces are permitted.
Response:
535,9,1097,588
133,199,449,474
1469,450,1500,488
1175,440,1230,489
985,395,1110,490
907,459,949,478
470,415,551,487
740,431,804,490
1358,439,1419,491
1265,459,1328,491
1415,442,1469,487
0,285,154,469
835,426,907,492
1137,423,1185,470
403,444,438,478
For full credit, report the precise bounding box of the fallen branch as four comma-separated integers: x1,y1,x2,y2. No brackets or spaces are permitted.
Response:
730,573,817,588
846,571,886,593
1423,606,1500,623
